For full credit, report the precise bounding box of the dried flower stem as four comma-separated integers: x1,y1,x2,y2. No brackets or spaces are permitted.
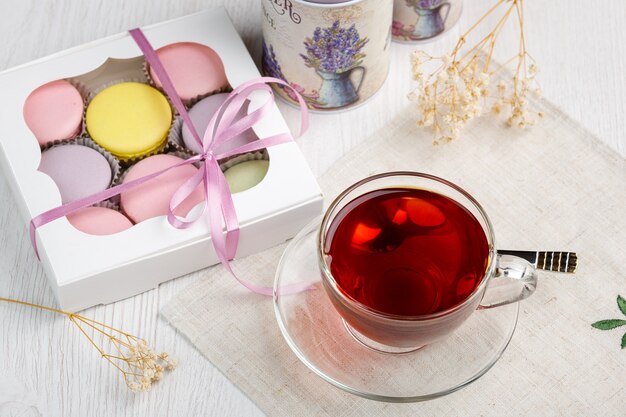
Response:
409,0,542,143
0,297,176,392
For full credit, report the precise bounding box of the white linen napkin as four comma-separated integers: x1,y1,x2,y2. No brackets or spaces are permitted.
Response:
162,95,626,416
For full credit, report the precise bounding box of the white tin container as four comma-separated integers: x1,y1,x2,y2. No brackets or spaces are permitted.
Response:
262,0,393,111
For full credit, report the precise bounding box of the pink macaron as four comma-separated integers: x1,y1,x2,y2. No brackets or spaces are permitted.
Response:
120,154,205,223
23,80,83,145
67,207,133,235
149,42,229,103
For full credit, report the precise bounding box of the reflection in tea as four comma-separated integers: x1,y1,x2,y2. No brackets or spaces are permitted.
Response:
325,188,489,316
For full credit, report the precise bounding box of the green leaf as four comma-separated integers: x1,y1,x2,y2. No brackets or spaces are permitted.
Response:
591,319,626,330
622,333,626,349
617,295,626,316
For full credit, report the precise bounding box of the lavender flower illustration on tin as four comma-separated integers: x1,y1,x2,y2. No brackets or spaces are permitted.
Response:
262,40,286,81
300,21,369,109
301,21,368,73
262,40,322,108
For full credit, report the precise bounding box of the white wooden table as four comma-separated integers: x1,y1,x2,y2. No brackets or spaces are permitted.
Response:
1,1,624,416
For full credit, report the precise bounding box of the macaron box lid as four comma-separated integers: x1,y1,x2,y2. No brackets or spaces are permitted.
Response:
0,9,323,311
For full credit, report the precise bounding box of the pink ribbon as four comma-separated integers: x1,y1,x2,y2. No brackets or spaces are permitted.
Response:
29,28,311,296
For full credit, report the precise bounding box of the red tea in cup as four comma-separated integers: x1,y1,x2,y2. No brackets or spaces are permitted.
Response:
324,188,490,316
318,173,537,353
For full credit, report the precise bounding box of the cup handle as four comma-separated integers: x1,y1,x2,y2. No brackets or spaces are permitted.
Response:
478,254,538,309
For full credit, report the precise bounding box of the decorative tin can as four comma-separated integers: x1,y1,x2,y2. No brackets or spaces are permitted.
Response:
262,0,393,111
392,0,463,43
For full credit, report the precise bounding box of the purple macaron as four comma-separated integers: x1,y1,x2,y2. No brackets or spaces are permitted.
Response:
181,93,258,154
38,144,113,204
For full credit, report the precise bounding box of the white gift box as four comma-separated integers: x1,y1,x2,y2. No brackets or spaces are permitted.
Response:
0,9,323,311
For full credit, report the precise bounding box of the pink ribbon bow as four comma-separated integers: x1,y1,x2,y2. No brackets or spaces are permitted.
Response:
29,28,310,296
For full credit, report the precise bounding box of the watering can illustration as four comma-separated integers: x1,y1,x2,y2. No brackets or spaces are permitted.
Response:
412,0,451,40
316,67,366,109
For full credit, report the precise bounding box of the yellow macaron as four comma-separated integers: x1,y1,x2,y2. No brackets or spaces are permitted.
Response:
86,82,172,161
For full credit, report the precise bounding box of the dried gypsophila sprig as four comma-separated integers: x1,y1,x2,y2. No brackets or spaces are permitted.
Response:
0,297,177,393
408,0,543,144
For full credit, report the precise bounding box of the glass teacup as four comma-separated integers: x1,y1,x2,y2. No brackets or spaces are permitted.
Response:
318,172,537,353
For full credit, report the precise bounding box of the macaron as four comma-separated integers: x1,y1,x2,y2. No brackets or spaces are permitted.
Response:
38,144,113,204
23,80,83,145
223,159,269,194
85,82,172,161
181,93,257,154
67,207,133,235
120,154,205,223
149,42,228,103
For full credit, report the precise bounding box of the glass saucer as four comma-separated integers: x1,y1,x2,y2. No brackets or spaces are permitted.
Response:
274,217,519,402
